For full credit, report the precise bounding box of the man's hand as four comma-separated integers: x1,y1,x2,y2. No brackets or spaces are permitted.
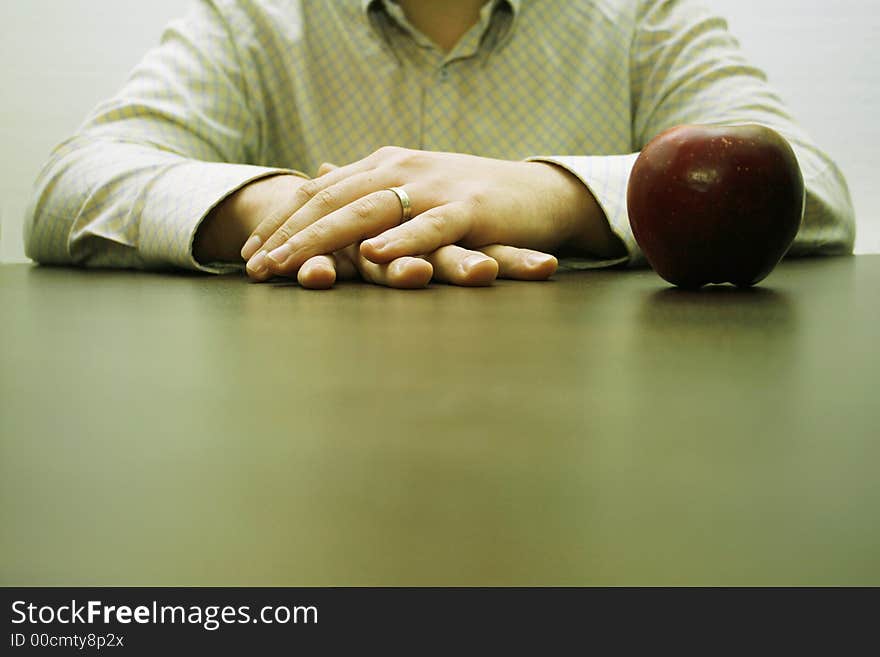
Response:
242,147,623,281
294,242,559,290
196,171,558,289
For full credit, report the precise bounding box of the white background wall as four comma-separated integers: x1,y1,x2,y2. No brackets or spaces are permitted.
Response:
1,0,878,262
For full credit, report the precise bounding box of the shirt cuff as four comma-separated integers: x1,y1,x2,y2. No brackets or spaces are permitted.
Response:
139,161,308,273
527,154,645,269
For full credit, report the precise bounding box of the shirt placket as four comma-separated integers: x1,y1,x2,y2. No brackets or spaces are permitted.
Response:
380,1,503,152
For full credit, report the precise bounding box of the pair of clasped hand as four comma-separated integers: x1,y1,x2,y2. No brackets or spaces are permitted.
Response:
232,147,600,289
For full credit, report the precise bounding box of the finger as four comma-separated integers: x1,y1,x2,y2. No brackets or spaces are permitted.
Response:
239,175,314,261
424,245,499,287
264,188,415,276
296,249,364,289
260,168,406,259
478,245,558,280
250,147,417,263
359,202,471,264
242,157,379,266
356,253,434,289
297,254,338,290
251,168,375,264
245,249,273,281
333,247,359,281
316,162,338,177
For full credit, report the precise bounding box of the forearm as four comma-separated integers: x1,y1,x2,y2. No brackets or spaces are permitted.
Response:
25,137,295,271
24,0,308,271
776,135,855,257
523,156,637,266
193,173,312,265
530,161,626,259
26,138,181,269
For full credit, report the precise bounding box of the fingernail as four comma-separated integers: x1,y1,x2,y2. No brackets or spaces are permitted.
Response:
247,250,268,275
527,254,555,269
241,235,262,260
463,255,490,270
267,243,293,265
365,237,387,251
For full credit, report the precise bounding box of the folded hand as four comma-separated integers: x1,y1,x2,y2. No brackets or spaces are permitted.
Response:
242,148,585,284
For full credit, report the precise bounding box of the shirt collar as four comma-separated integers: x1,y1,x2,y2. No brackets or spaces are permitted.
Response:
361,0,520,54
361,0,521,18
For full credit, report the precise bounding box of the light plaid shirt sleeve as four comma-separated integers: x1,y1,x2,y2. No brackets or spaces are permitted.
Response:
24,0,855,272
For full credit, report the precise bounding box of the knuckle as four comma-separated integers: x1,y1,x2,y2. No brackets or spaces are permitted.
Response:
421,212,447,240
374,145,422,170
272,223,295,244
312,188,337,213
351,196,379,222
307,221,333,244
374,145,403,159
294,179,320,203
466,189,489,213
395,148,420,168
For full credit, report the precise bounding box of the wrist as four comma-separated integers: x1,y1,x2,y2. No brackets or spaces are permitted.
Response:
194,173,307,264
531,161,625,259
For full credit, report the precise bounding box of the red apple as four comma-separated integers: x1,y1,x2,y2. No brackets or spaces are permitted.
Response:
627,124,804,288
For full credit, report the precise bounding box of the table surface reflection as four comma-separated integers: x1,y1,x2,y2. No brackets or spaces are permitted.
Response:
1,256,878,585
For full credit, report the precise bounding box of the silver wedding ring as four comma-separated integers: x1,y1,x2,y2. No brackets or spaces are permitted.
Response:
386,187,412,223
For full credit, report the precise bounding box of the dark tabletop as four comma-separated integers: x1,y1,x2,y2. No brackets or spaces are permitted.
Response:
1,256,878,585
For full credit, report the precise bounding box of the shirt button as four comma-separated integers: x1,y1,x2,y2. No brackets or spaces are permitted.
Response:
439,66,449,81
